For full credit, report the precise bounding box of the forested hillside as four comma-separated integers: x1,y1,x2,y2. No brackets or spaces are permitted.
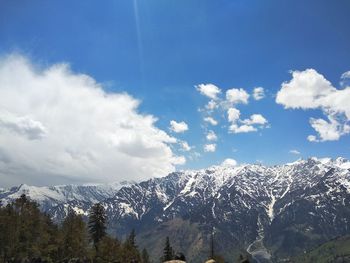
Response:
0,194,245,263
0,194,147,263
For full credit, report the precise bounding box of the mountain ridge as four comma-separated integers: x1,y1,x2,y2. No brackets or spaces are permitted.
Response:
1,157,350,262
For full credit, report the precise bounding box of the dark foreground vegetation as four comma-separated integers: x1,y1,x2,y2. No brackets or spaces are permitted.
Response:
0,195,250,263
0,194,149,263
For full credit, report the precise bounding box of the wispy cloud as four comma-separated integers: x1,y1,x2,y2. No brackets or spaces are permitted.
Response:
289,149,301,155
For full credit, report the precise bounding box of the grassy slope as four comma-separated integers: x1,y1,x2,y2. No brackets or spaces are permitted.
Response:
293,235,350,263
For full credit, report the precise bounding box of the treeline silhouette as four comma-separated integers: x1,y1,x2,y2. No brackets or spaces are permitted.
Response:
0,194,149,263
0,194,250,263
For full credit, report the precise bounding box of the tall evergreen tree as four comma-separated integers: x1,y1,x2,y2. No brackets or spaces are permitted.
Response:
122,229,141,263
127,229,137,248
162,236,173,262
88,203,107,251
60,210,88,259
96,236,121,262
141,248,150,263
0,195,59,262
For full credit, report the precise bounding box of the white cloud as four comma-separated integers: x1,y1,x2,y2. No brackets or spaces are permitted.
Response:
180,141,191,151
196,83,268,136
227,110,268,134
169,120,188,133
0,54,184,186
341,71,350,87
226,88,249,104
0,111,48,140
307,135,317,142
204,116,218,126
341,71,350,79
229,124,257,134
206,130,217,141
172,155,186,165
289,149,301,155
242,114,268,125
221,158,237,167
205,100,218,111
253,87,265,100
227,108,240,123
276,69,350,141
276,69,334,109
309,116,349,141
204,144,216,152
196,84,221,100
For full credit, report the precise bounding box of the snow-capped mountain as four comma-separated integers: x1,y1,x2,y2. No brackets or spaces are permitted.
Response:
0,181,132,221
101,157,350,262
1,157,350,262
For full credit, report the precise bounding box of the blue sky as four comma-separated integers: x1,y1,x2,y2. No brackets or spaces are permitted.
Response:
0,0,350,185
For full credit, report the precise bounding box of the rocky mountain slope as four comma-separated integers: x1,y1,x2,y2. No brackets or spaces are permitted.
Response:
0,181,132,221
1,157,350,262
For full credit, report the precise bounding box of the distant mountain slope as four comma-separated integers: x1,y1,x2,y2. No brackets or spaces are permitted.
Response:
0,181,132,221
1,157,350,262
293,235,350,263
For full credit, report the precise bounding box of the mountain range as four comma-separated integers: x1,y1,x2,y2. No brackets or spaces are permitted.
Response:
1,157,350,263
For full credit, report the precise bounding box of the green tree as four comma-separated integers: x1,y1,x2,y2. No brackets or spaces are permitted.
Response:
60,210,88,259
0,194,59,262
0,203,19,262
162,236,173,262
122,229,141,263
88,203,107,251
127,229,137,248
142,248,150,263
96,236,121,262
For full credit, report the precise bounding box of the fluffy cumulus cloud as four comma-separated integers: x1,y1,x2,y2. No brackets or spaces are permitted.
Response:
169,120,188,133
0,111,48,140
226,88,249,104
253,87,265,100
204,144,216,152
196,84,221,100
229,124,257,133
197,83,269,139
204,116,218,126
0,54,185,186
242,114,268,125
228,111,268,134
307,135,317,142
205,100,218,111
227,108,240,122
276,69,350,141
179,141,191,151
206,130,217,141
221,158,237,167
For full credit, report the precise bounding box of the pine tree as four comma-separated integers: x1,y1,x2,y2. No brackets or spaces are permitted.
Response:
162,236,173,262
128,229,137,248
60,210,88,259
122,229,141,263
141,248,150,263
88,203,107,251
0,194,60,262
96,236,121,262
